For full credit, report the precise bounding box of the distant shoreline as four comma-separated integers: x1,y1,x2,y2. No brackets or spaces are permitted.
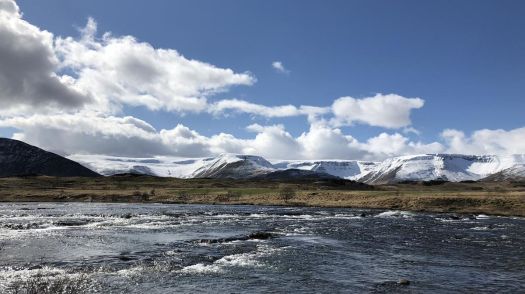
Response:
1,176,524,217
1,199,522,218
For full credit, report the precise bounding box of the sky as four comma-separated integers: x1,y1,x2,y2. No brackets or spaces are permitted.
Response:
0,0,524,160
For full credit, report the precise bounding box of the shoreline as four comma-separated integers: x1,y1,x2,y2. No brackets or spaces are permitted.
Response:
1,176,524,217
1,194,524,217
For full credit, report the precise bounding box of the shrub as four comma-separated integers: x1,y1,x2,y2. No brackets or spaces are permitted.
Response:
278,186,296,202
131,190,149,201
226,190,241,200
177,190,190,201
214,194,230,202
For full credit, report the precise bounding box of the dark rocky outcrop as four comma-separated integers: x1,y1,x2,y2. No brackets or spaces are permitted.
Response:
195,231,276,244
0,138,99,177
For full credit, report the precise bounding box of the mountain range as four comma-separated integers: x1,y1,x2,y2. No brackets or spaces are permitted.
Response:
1,138,524,183
69,151,525,184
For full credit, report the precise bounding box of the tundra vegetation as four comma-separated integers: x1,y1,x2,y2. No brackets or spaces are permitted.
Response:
0,175,524,216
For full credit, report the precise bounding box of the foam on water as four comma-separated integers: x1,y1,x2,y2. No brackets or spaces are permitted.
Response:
0,266,84,291
0,266,66,282
375,210,415,218
180,244,280,276
180,263,224,274
471,226,490,231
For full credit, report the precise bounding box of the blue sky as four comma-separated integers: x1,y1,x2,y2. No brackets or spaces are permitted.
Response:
1,0,524,159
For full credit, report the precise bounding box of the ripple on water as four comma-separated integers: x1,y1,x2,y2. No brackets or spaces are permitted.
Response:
1,203,524,293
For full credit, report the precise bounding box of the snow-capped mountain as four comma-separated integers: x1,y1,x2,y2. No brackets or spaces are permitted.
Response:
0,138,99,177
67,152,525,184
273,160,378,180
482,164,525,182
359,154,525,184
190,154,275,178
5,137,524,183
69,153,277,179
68,154,212,177
69,154,375,179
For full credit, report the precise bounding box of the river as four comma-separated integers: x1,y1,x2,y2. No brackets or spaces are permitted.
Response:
0,203,524,293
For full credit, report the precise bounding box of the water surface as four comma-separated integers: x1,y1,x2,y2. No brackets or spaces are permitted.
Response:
0,203,524,293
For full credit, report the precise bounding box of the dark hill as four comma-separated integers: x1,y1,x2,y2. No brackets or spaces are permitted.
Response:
253,169,339,180
0,138,99,177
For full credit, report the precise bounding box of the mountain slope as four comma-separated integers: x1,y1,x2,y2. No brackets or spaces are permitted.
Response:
359,154,525,184
0,138,99,177
69,154,276,179
66,152,525,183
274,160,378,180
253,169,339,180
68,154,206,177
70,154,376,180
482,164,525,182
190,154,275,178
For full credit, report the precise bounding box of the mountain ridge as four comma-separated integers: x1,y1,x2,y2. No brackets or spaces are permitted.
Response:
2,138,523,182
68,152,525,183
0,138,100,177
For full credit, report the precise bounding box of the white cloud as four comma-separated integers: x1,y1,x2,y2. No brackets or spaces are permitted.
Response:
159,124,214,157
55,18,255,114
362,132,444,159
209,99,329,118
211,99,299,117
271,61,289,74
331,93,424,128
297,124,365,160
0,114,170,156
0,0,91,116
0,6,255,118
442,127,525,155
0,0,19,15
245,124,300,158
4,112,521,161
2,2,519,161
0,113,444,161
402,127,421,136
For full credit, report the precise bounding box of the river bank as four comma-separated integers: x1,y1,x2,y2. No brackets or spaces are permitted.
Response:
1,176,524,216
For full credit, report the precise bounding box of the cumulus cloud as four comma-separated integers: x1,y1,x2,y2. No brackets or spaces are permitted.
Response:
0,0,90,115
3,111,522,161
271,61,289,74
0,7,255,118
0,0,19,15
1,112,447,161
159,124,214,157
55,18,255,114
331,94,424,128
211,94,423,126
245,124,300,158
362,132,444,159
442,127,525,155
3,1,516,161
0,114,170,156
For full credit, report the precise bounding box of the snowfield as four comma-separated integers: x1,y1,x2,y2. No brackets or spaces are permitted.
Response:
273,160,378,180
68,153,525,184
359,154,525,184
